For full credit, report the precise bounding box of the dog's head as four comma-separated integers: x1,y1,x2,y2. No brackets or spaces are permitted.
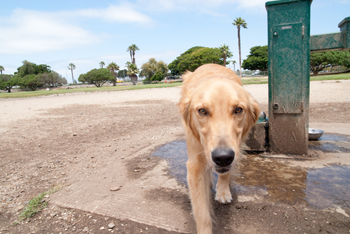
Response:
179,64,260,174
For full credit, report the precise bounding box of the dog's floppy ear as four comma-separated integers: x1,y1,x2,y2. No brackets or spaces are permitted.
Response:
242,95,260,137
179,70,200,139
179,97,191,124
179,97,200,140
182,70,192,84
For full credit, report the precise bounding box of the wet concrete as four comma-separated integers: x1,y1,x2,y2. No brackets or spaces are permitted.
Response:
306,165,350,209
153,134,350,210
309,133,350,153
309,142,350,153
320,133,350,142
152,140,188,185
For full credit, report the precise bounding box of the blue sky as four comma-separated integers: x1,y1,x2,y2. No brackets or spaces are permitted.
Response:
1,0,349,83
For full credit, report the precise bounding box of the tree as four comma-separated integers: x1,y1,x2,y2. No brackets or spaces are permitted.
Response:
17,60,35,77
168,46,224,75
138,69,147,78
141,58,168,81
107,62,120,86
78,68,115,87
34,64,51,74
150,72,165,81
127,44,140,64
328,50,350,70
0,66,4,74
99,61,105,68
0,74,21,92
233,17,247,77
219,44,233,67
37,72,67,87
168,46,204,75
126,62,139,85
117,69,128,78
310,52,328,75
13,61,66,90
231,60,236,72
21,74,44,91
78,74,87,84
68,63,76,83
242,45,268,71
310,51,350,75
17,61,51,77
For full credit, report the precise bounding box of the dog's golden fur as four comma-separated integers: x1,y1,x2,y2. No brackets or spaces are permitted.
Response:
178,64,260,234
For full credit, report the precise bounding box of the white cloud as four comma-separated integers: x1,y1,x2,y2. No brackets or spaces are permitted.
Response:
75,4,152,24
0,9,100,54
0,5,152,55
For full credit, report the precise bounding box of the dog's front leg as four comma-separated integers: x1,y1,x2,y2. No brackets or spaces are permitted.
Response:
215,173,232,203
187,157,212,234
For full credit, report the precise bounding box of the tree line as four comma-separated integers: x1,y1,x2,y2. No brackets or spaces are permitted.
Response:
310,51,350,75
78,44,234,86
2,44,348,93
78,44,142,86
0,61,67,92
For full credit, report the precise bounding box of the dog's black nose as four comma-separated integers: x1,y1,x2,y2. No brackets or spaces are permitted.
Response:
211,148,235,167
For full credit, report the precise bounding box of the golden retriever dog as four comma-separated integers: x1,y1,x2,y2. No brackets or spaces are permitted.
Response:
178,64,260,234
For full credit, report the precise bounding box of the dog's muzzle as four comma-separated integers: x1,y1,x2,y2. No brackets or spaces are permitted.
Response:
211,148,235,173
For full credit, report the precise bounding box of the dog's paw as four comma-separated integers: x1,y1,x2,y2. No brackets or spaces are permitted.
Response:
215,188,232,204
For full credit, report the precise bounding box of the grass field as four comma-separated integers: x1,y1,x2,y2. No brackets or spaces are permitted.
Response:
0,82,182,98
309,73,350,81
0,73,349,99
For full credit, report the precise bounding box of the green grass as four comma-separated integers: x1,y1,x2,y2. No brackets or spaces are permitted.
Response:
1,73,349,99
241,73,349,84
242,78,268,85
19,185,61,221
310,73,350,81
0,82,182,98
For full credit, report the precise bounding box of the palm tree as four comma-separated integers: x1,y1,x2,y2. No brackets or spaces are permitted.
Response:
68,63,76,83
219,44,232,67
107,62,120,86
232,60,236,73
99,61,105,68
126,61,139,85
0,65,4,74
127,44,140,64
232,17,247,77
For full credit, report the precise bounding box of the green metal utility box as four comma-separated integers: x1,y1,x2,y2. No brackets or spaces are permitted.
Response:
339,17,350,50
266,0,312,155
311,16,350,51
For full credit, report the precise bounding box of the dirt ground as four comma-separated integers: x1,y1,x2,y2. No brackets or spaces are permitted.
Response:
0,80,350,234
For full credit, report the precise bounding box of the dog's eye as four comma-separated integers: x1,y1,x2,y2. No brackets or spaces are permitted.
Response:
198,108,208,116
234,107,243,114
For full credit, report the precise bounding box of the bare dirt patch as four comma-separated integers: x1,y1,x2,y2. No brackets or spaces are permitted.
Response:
1,100,185,233
1,86,350,233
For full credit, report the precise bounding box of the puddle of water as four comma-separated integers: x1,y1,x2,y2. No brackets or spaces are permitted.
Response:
233,155,308,205
320,134,350,142
306,165,350,208
236,155,350,208
309,133,350,153
152,140,188,185
309,142,350,153
153,137,350,209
